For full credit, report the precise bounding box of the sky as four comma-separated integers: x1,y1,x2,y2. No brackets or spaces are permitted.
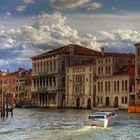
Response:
0,0,140,71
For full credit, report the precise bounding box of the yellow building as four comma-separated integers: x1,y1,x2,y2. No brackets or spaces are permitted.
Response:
66,60,96,109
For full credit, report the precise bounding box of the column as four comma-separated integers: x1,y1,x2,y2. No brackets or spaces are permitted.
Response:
31,79,34,91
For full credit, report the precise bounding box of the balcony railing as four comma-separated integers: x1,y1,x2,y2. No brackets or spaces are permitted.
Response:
73,93,83,96
38,87,47,93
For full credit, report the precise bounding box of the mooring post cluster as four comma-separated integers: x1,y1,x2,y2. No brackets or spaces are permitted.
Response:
0,92,13,118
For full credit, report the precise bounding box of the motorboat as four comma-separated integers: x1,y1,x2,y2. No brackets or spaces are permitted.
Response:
86,111,117,128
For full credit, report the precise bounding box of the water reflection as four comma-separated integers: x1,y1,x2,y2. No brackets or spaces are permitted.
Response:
0,108,140,140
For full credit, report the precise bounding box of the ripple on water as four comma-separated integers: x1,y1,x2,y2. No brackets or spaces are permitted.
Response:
0,109,140,140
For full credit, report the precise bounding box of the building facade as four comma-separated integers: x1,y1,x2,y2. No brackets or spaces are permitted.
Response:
134,43,140,105
1,68,31,107
95,55,135,109
31,44,101,108
66,60,96,109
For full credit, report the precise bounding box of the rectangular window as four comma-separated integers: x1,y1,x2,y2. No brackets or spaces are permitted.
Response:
122,97,124,104
114,81,116,92
117,81,119,91
105,81,107,92
83,85,85,95
101,82,103,92
98,82,100,92
125,97,127,104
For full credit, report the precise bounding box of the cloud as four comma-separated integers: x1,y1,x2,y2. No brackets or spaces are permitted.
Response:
22,0,34,3
14,12,101,51
66,13,140,35
51,0,89,9
16,6,27,12
0,12,101,70
86,2,102,11
99,29,140,52
4,11,12,19
51,0,102,11
99,30,140,43
0,12,140,71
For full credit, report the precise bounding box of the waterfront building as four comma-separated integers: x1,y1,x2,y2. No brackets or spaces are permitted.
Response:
66,60,96,108
134,43,140,105
128,43,140,112
31,44,101,108
2,68,31,107
95,54,135,109
15,69,32,107
0,72,3,111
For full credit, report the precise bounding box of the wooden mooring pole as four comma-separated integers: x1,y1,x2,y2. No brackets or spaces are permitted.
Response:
0,92,14,118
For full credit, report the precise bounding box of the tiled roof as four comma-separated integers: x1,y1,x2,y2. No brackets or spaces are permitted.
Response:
114,65,135,75
134,42,140,46
3,68,29,78
99,52,135,58
31,44,102,59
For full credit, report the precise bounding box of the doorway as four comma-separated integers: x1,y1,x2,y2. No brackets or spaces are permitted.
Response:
106,97,110,106
114,96,119,108
76,98,80,108
87,98,91,109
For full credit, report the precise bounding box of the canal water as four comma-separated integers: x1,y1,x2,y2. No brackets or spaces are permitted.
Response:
0,108,140,140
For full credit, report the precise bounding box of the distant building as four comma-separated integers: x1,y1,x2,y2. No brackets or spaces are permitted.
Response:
2,68,31,107
95,54,135,109
134,43,140,105
31,44,101,108
66,60,96,109
31,44,136,109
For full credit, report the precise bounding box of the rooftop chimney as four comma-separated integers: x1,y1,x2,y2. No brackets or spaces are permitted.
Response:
100,47,104,56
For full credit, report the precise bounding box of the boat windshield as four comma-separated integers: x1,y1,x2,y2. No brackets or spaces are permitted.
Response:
94,115,105,119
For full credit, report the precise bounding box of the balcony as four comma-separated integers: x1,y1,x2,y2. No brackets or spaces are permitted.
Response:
38,72,48,77
73,82,82,85
73,92,83,96
38,87,47,93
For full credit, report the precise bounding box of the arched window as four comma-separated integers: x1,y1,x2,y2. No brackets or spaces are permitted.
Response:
21,72,26,77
